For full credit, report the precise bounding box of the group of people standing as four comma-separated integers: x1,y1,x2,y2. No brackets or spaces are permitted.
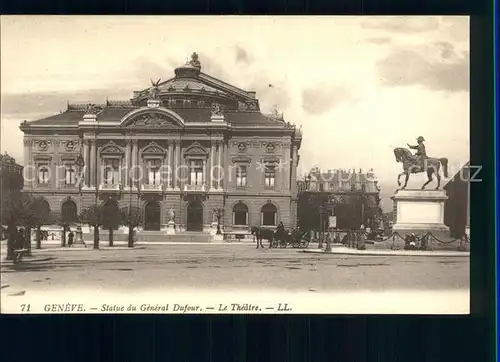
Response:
9,227,76,250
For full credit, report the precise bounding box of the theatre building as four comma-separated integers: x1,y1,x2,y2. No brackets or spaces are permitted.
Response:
19,53,302,239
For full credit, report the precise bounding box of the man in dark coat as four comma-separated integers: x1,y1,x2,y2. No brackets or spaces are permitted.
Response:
67,230,74,247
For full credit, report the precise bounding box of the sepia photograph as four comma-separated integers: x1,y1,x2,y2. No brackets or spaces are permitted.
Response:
0,16,470,314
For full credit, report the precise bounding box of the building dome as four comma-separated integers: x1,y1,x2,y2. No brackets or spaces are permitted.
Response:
174,52,201,78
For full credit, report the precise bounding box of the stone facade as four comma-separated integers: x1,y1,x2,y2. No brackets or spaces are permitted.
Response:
19,53,302,234
0,152,24,225
297,168,382,230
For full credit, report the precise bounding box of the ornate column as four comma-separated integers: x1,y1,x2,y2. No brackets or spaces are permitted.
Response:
167,141,173,189
23,139,30,188
82,140,89,187
124,140,131,188
175,140,181,190
223,140,228,190
131,139,138,185
290,145,298,194
216,141,222,189
28,140,34,187
203,159,207,187
90,139,96,187
210,141,216,190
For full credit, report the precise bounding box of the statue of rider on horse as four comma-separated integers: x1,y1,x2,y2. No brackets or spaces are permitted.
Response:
394,136,449,190
407,136,427,172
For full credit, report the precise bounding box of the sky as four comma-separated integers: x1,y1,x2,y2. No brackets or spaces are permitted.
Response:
0,16,469,209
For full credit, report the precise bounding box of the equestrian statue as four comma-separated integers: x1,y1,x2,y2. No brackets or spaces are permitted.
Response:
393,136,449,190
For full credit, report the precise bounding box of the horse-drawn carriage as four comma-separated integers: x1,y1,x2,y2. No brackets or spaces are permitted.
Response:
251,227,311,249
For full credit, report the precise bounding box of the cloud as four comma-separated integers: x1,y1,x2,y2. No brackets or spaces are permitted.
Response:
1,89,133,117
301,85,353,115
365,37,392,45
248,79,292,112
361,16,440,33
434,41,458,59
128,58,175,86
196,51,233,81
376,43,469,92
439,16,470,42
235,46,253,64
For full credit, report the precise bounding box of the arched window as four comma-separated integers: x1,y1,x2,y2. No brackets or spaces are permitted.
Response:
61,199,78,224
261,203,277,226
233,202,248,226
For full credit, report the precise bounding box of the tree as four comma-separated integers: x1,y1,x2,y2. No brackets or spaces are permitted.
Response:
80,204,104,249
1,194,28,260
120,206,143,248
1,194,52,258
102,200,120,247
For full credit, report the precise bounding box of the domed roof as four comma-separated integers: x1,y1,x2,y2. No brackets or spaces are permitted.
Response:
130,52,261,111
174,52,201,77
158,78,221,94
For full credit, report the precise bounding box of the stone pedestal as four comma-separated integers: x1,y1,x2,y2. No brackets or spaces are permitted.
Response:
211,115,225,123
390,189,450,249
392,189,449,233
147,99,161,108
210,222,218,236
166,221,176,235
72,226,87,248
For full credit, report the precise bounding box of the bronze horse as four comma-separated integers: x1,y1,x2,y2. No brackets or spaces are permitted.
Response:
393,148,449,190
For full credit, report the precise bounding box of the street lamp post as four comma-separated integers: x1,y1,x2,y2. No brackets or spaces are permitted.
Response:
214,208,223,235
92,132,100,250
74,149,86,247
318,204,324,249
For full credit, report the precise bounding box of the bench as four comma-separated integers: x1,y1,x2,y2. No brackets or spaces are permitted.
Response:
13,248,28,264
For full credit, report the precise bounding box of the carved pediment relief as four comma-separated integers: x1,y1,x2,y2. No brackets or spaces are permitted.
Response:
231,155,252,164
36,140,51,151
261,155,280,164
61,155,78,162
265,142,276,153
100,141,124,155
34,154,52,161
129,113,179,128
184,142,208,157
141,141,166,155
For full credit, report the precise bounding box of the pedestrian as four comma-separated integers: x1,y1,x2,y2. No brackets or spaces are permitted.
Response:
68,230,74,247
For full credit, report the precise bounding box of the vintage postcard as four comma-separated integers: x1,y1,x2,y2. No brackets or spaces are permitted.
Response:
0,16,470,314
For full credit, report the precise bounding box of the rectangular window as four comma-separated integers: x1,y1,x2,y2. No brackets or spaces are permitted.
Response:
190,160,204,185
104,158,120,184
148,159,162,185
264,165,275,188
236,165,247,187
65,165,76,185
38,164,49,184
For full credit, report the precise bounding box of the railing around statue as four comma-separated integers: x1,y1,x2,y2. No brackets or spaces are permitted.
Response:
340,229,470,252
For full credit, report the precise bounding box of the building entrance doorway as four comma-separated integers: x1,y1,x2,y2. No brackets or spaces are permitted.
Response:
144,201,161,230
186,202,203,231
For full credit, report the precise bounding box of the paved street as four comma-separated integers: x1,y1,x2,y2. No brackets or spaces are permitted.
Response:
1,243,469,293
